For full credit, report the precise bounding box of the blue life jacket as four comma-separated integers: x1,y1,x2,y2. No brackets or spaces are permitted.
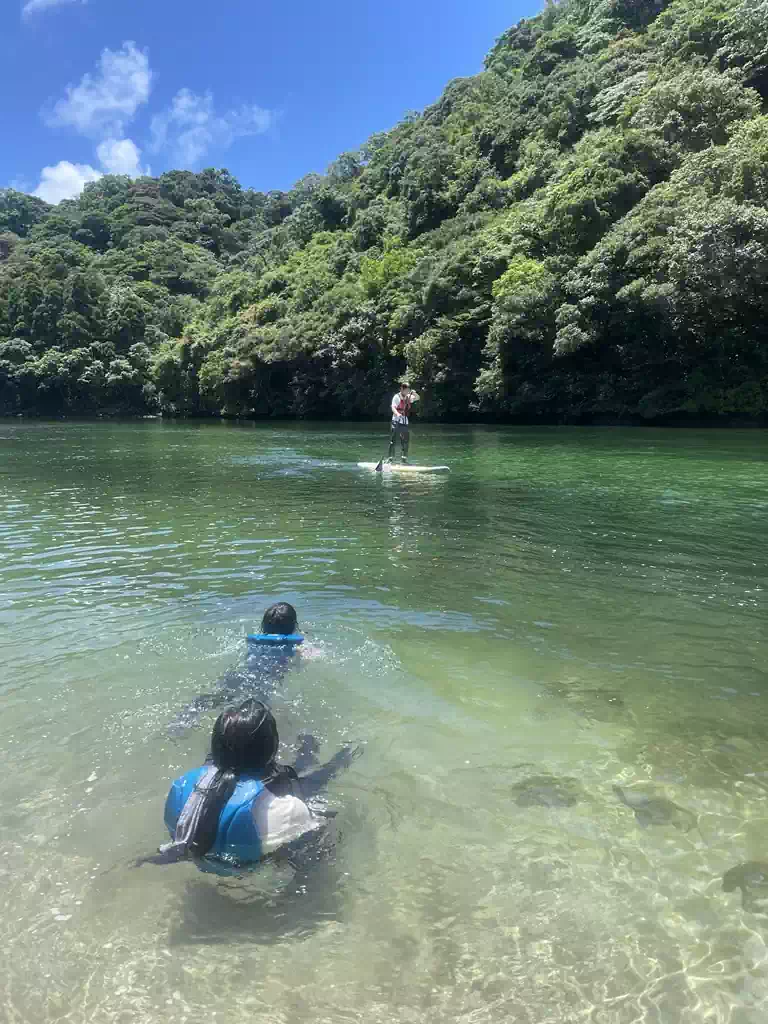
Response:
164,767,265,876
246,633,304,651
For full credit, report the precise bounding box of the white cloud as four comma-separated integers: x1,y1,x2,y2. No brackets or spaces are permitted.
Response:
30,140,146,206
96,137,147,177
150,88,273,167
30,47,268,203
47,41,152,139
33,160,102,204
35,43,150,202
22,0,83,18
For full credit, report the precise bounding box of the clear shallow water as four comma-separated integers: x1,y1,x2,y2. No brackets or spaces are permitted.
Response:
1,420,767,1024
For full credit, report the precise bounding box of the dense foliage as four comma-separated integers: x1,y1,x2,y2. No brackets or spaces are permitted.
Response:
4,0,768,422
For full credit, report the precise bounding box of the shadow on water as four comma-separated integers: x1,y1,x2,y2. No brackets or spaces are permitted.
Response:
167,858,347,947
167,801,373,947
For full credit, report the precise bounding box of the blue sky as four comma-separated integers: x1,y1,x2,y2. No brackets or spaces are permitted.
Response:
2,0,542,204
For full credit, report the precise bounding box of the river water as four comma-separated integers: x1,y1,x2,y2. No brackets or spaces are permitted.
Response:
1,420,767,1024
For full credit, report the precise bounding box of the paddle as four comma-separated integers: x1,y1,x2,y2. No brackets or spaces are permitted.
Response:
374,431,393,472
374,433,397,471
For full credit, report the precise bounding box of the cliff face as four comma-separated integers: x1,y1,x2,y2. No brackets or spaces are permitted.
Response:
3,0,768,423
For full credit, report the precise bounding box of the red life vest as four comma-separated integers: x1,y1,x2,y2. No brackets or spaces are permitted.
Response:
393,395,412,418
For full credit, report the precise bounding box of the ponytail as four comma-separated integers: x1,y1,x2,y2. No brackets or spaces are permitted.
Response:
186,768,238,858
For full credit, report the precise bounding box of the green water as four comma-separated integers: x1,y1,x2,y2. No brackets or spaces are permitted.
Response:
1,420,767,1024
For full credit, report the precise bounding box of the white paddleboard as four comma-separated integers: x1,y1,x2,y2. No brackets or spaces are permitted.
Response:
358,462,450,474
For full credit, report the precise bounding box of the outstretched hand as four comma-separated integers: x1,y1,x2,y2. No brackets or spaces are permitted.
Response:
298,742,365,800
330,743,365,772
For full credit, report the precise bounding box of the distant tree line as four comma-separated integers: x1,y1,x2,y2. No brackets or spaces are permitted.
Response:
3,0,768,423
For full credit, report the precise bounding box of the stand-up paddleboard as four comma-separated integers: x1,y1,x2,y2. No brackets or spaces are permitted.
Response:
358,462,450,474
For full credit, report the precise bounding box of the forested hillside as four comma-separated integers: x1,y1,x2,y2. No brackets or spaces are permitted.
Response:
3,0,768,423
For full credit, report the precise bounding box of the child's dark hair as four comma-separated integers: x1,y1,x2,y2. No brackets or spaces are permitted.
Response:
261,601,298,635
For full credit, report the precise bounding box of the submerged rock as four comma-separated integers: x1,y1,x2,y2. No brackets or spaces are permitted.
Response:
578,689,625,711
511,774,583,808
613,785,696,831
546,680,628,723
723,862,768,913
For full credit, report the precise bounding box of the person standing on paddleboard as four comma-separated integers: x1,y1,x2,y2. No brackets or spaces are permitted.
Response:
388,380,420,464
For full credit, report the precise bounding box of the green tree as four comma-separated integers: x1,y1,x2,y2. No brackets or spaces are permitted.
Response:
0,190,50,237
4,0,768,423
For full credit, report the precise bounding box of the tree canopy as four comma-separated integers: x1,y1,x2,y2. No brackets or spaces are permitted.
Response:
4,0,768,423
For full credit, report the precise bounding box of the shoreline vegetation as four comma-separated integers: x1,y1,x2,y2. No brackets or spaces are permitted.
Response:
3,0,768,427
4,412,768,429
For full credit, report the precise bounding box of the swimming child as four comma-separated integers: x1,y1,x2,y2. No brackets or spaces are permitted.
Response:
143,699,360,874
244,600,311,681
168,601,313,736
